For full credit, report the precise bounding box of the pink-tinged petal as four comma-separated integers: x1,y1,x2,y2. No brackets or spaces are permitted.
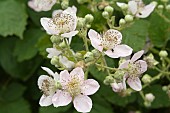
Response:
111,82,124,92
60,70,71,86
88,29,103,52
128,1,138,15
136,3,156,18
70,67,84,81
39,94,52,106
41,67,55,77
135,60,147,74
52,90,72,107
52,9,63,17
127,77,142,91
73,95,92,112
61,31,79,38
28,1,41,12
46,47,61,58
38,75,50,89
105,45,132,58
81,79,100,95
119,60,130,69
64,6,77,15
131,50,144,62
40,18,60,35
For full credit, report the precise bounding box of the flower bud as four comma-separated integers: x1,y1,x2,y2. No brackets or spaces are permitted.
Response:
51,56,59,65
159,50,168,57
61,0,69,9
144,101,151,107
144,53,159,68
77,0,88,4
85,14,94,23
103,76,114,85
59,41,67,48
111,82,124,92
55,81,62,89
166,5,170,11
92,49,100,57
75,61,86,69
86,24,91,28
161,0,168,3
145,93,155,102
77,17,85,29
142,74,152,84
119,3,128,10
125,15,133,22
119,19,126,26
84,52,94,62
104,6,114,15
50,35,61,44
75,52,83,59
102,11,109,19
162,86,168,91
158,5,164,10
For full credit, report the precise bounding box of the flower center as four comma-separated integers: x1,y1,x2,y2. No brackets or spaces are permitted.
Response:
41,77,56,96
66,76,81,97
52,13,76,34
127,63,141,78
100,29,122,50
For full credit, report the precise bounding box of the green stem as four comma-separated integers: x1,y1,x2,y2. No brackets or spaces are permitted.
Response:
95,63,117,72
101,53,110,76
156,10,170,23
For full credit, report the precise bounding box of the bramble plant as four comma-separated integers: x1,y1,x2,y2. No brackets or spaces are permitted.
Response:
0,0,170,113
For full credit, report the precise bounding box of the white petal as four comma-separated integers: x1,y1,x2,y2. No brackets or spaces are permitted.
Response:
64,6,77,15
70,67,84,81
61,31,79,38
136,3,156,18
122,75,127,90
52,9,63,17
111,82,124,92
54,72,60,81
128,1,138,15
46,48,61,58
52,90,72,107
41,67,55,77
28,1,41,12
135,60,147,74
127,77,142,91
105,45,132,58
60,70,70,86
116,2,127,8
39,94,52,106
73,95,92,112
119,60,130,69
88,29,103,52
81,79,100,95
40,18,59,35
59,56,75,71
38,75,50,89
131,50,144,62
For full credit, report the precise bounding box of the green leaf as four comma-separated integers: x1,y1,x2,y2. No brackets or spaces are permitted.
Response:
99,84,136,107
39,104,71,113
122,20,150,51
0,82,26,102
0,0,28,38
0,38,42,81
0,98,31,113
148,12,170,47
14,29,46,62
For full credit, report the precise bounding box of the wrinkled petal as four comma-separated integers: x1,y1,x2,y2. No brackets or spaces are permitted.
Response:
40,18,60,35
60,70,70,86
41,67,55,77
128,1,138,15
81,79,100,95
88,29,103,52
52,90,72,107
119,60,130,69
105,45,132,58
46,47,61,58
59,56,75,71
135,60,147,74
39,94,52,106
73,95,92,112
52,9,63,17
111,82,124,92
70,67,84,81
38,75,50,89
136,3,156,18
61,30,79,38
131,50,144,62
127,77,142,91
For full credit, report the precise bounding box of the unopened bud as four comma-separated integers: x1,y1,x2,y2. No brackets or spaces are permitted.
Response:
159,50,168,57
162,86,168,91
142,74,152,84
61,0,69,9
51,56,59,65
85,14,94,23
59,41,67,48
111,82,124,92
84,52,94,62
144,53,159,68
92,49,100,57
104,6,114,15
158,5,164,10
102,11,109,19
103,76,114,85
145,93,155,102
125,15,133,22
75,52,83,59
161,0,168,3
117,3,128,10
166,5,170,11
144,101,151,107
50,35,61,44
77,17,85,29
86,24,91,28
119,19,126,26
